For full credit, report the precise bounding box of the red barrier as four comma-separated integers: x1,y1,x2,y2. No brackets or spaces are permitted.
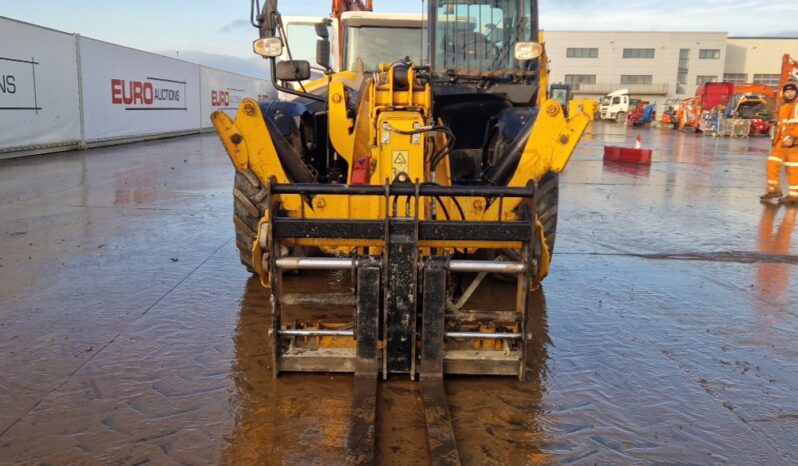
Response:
603,146,652,165
603,146,622,162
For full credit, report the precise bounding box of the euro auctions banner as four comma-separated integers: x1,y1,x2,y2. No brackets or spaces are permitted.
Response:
251,78,276,104
199,67,275,128
200,67,252,127
1,18,273,155
0,18,81,151
79,37,201,142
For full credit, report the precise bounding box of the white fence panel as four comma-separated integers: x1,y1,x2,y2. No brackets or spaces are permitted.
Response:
1,17,275,157
251,78,276,103
199,67,252,127
79,37,201,142
0,18,81,152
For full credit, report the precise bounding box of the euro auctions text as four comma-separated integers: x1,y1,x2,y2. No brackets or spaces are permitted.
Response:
111,77,185,109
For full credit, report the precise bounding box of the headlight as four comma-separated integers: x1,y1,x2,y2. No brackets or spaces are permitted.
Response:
253,37,283,58
514,42,543,61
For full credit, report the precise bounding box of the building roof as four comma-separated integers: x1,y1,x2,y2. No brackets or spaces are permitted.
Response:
728,36,798,40
545,30,726,35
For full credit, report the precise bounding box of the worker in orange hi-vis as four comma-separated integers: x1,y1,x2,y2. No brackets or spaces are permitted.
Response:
762,82,798,204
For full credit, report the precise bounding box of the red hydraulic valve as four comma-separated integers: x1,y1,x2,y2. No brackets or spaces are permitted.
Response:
350,155,372,185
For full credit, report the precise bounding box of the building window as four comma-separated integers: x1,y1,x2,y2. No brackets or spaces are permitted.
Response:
564,74,597,85
699,49,721,59
723,73,748,84
696,75,717,85
566,48,598,58
676,74,687,94
677,49,690,94
621,75,653,85
623,48,655,59
678,49,690,71
753,74,781,88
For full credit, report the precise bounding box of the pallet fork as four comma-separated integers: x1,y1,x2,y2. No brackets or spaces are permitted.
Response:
260,182,538,463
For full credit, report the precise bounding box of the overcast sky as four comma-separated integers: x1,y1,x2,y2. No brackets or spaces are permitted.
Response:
3,0,797,77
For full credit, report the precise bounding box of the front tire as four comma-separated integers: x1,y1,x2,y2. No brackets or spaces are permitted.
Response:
535,171,559,263
494,171,559,280
615,112,626,124
232,170,267,274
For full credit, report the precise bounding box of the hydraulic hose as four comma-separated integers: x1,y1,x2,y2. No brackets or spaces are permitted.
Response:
383,124,457,176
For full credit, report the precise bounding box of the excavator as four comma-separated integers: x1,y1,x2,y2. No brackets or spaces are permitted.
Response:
727,84,776,137
332,0,373,57
732,54,798,137
213,0,594,462
780,54,798,97
678,55,798,138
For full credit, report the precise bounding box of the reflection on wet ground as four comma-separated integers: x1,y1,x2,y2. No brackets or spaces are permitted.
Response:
1,125,797,464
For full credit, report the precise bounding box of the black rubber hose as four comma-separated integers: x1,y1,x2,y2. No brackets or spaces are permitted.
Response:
422,182,465,220
429,129,457,174
433,196,451,220
385,125,457,176
448,195,466,220
482,120,533,186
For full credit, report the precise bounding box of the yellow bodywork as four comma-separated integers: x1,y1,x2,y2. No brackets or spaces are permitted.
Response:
212,62,595,283
570,100,597,122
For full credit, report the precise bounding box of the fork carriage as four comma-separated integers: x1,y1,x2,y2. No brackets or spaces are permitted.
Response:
261,181,542,380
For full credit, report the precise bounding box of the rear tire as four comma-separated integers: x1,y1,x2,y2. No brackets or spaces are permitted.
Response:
233,170,268,274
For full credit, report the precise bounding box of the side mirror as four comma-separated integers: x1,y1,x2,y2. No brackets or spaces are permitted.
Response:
276,60,311,82
314,21,332,73
314,22,329,39
316,39,331,72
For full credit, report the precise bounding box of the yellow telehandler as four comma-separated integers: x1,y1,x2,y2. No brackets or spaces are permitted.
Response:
212,0,594,462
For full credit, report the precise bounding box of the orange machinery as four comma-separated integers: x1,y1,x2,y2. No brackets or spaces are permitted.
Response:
676,97,696,131
733,83,777,112
332,0,372,17
728,54,798,136
779,54,798,103
735,54,796,106
331,0,373,64
735,83,777,100
730,84,777,135
677,82,734,131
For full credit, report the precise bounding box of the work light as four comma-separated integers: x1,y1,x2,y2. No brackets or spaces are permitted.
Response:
514,42,543,61
253,37,283,58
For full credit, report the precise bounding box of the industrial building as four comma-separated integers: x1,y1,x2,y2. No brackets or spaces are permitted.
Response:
545,31,798,106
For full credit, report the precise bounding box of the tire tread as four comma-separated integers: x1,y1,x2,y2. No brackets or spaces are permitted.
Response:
233,171,267,274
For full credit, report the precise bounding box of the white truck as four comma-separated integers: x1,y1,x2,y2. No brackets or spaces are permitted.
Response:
599,88,640,123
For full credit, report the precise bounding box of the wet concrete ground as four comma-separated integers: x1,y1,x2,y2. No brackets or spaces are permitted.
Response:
1,123,796,465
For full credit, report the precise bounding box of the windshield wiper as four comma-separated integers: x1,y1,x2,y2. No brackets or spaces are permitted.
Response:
434,69,537,79
490,17,527,71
